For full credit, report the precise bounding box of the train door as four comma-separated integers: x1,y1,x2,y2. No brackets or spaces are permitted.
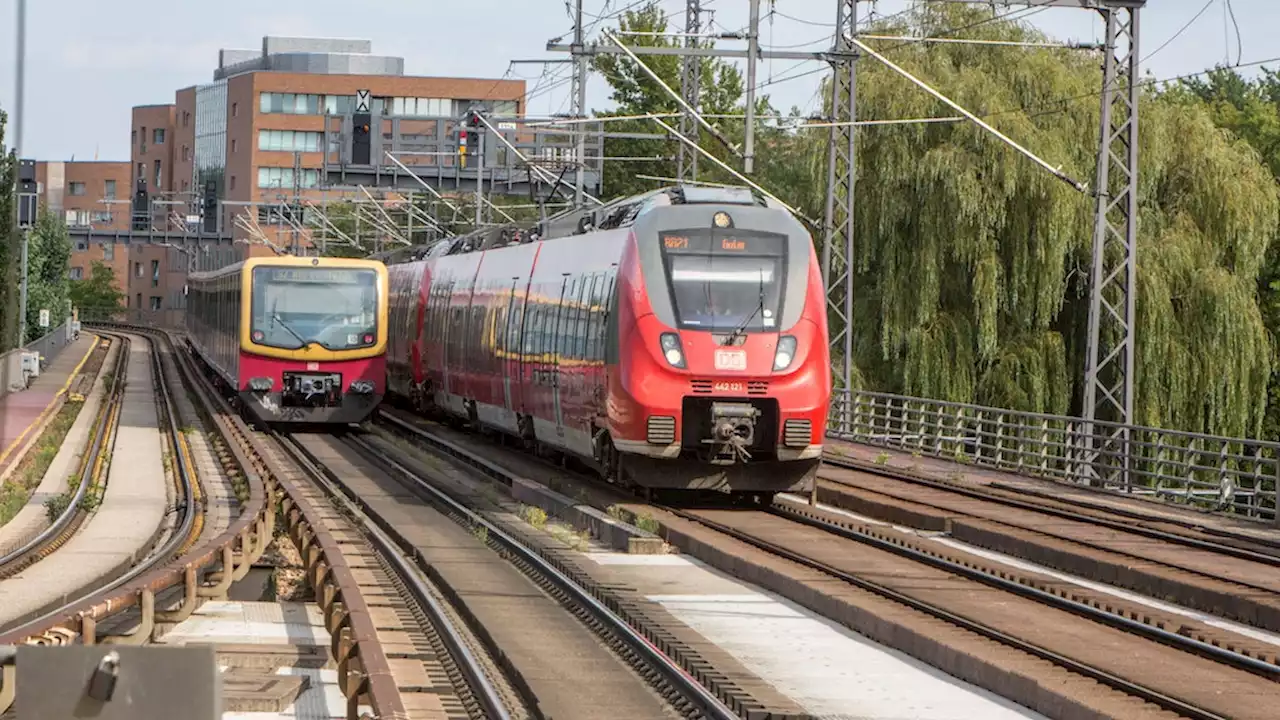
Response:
550,275,572,443
502,277,521,414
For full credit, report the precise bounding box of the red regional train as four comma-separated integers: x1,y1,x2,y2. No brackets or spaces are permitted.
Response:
186,255,389,425
386,185,830,499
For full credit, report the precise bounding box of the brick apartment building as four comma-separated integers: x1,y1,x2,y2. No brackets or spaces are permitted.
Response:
58,36,524,323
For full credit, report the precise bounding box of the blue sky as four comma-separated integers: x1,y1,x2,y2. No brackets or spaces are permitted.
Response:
0,0,1276,162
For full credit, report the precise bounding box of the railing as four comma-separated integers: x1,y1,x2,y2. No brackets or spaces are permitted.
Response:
828,389,1280,523
22,320,75,367
0,321,74,398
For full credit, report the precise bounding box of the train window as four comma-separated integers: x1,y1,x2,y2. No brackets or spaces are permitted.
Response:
574,276,590,361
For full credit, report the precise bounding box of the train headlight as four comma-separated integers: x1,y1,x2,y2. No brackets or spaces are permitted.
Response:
773,336,797,371
659,332,686,369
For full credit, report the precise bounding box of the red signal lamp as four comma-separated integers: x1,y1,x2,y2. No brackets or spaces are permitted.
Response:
252,330,264,342
362,333,374,344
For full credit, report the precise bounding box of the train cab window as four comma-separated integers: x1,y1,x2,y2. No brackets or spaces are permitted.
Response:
659,229,787,334
250,265,379,351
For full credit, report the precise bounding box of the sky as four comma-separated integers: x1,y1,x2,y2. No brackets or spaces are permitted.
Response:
0,0,1276,162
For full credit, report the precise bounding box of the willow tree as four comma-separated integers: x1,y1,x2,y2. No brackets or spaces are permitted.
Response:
787,4,1278,436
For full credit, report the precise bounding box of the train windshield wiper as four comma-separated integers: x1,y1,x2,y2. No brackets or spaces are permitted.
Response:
271,312,310,347
724,269,766,344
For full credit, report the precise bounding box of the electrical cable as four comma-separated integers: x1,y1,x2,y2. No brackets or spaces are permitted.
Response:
1143,0,1216,64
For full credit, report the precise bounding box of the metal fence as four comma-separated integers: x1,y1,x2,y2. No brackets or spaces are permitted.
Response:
22,320,75,367
828,390,1280,523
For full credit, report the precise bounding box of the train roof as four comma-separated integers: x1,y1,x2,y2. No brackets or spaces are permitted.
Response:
383,184,791,265
188,254,387,281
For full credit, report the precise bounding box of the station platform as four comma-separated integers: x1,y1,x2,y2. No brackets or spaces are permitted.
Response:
824,437,1280,538
0,335,100,482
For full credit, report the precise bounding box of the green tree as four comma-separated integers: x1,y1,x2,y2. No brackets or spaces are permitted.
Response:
830,4,1279,437
1175,67,1280,438
70,260,125,321
0,110,17,351
589,2,753,197
22,206,72,342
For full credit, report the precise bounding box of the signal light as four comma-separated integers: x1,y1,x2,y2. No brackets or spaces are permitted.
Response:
362,333,374,344
252,330,264,342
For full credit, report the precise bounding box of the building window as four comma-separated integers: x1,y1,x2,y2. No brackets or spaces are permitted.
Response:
69,181,86,196
104,243,115,261
140,126,147,154
74,238,88,251
150,296,163,311
70,267,84,280
154,159,162,187
135,262,143,278
231,138,237,154
151,260,160,287
181,145,190,161
258,130,323,153
65,210,89,227
257,167,320,189
323,95,353,115
104,179,117,199
259,92,323,115
136,293,142,309
390,97,451,117
153,128,165,144
229,175,236,191
91,211,112,224
183,111,190,127
182,180,189,191
131,129,137,145
232,102,238,117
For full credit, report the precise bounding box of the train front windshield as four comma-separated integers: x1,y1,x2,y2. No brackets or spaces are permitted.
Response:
659,229,787,333
250,266,379,350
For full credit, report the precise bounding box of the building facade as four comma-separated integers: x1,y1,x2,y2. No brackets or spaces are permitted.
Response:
35,160,132,287
59,35,525,325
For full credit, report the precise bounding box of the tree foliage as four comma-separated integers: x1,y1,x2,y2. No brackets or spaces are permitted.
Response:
70,260,125,320
1175,68,1280,438
0,111,17,351
23,206,72,343
589,3,752,197
588,2,1280,438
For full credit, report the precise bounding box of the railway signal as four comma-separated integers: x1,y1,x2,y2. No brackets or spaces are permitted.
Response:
352,112,372,165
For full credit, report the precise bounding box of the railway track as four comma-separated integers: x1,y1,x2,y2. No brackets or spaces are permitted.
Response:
0,330,205,715
374,407,1280,720
0,334,124,582
173,322,726,718
295,429,738,720
820,451,1280,562
816,454,1280,633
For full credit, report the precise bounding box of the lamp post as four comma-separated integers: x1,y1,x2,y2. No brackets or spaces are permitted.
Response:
13,0,28,348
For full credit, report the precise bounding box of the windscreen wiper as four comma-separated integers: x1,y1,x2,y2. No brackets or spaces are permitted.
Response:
724,270,766,345
271,312,310,347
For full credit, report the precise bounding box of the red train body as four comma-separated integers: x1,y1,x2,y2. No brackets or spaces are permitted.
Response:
186,256,389,425
386,186,830,497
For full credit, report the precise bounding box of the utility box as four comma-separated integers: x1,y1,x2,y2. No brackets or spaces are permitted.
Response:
16,645,220,720
20,351,40,381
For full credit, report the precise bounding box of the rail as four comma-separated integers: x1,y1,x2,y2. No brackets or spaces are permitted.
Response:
370,412,742,720
0,324,265,715
829,389,1280,523
0,334,127,581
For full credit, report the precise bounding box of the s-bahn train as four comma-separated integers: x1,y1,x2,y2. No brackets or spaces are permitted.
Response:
186,255,389,425
386,185,831,499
